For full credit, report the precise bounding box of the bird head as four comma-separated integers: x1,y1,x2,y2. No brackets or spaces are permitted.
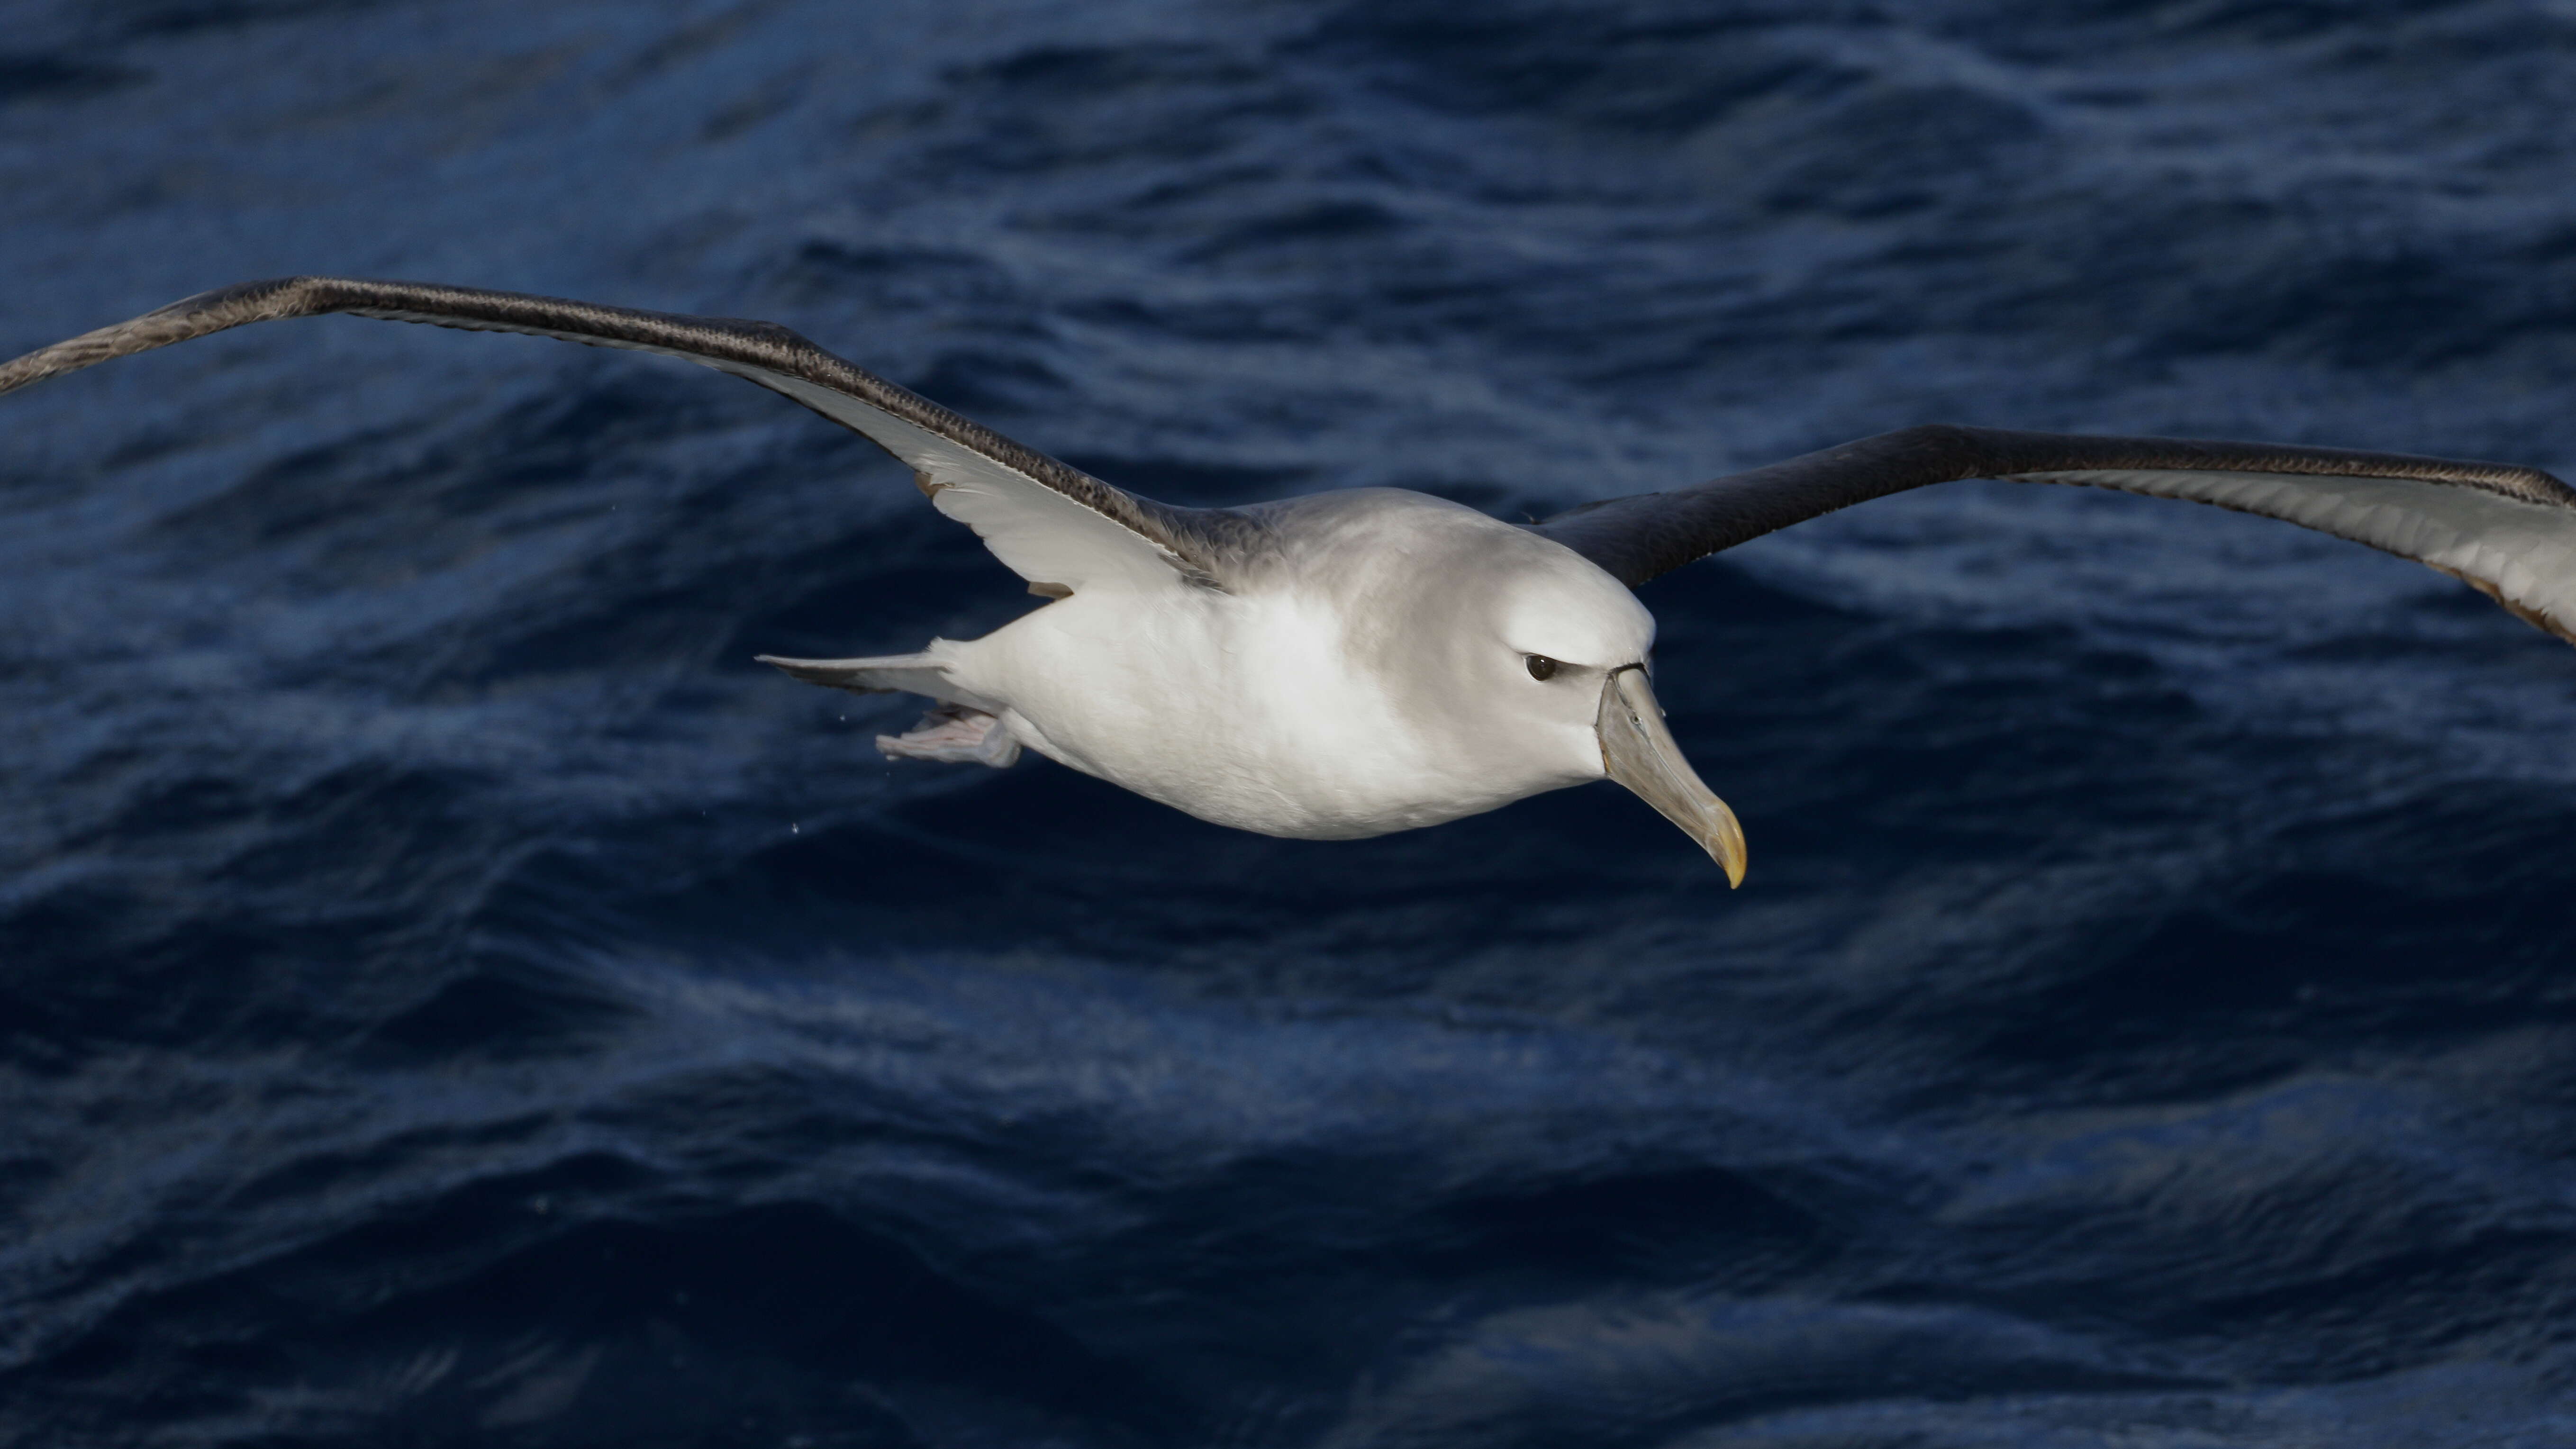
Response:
1315,492,1747,884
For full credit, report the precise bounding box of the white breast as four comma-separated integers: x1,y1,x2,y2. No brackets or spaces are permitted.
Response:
937,583,1529,840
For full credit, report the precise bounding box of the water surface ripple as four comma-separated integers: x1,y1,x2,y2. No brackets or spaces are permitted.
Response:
6,2,2576,1445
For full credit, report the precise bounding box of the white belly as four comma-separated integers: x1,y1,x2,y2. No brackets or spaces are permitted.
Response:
939,587,1540,839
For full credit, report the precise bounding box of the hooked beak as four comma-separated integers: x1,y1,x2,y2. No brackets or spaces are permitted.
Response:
1597,666,1747,887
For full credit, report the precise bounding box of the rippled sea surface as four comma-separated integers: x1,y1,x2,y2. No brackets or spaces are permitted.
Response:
9,3,2576,1444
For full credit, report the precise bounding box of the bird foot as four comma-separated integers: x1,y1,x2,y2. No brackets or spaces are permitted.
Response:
875,704,1022,768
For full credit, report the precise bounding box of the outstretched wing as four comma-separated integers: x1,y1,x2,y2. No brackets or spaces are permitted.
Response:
0,275,1242,594
1531,424,2576,643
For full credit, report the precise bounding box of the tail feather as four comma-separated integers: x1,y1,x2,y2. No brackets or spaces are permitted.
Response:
754,651,1001,712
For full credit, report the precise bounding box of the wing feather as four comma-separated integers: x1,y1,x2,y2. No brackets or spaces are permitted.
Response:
0,276,1243,594
1532,424,2576,644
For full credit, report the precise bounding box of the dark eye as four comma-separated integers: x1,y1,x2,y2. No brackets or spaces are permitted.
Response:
1525,654,1560,681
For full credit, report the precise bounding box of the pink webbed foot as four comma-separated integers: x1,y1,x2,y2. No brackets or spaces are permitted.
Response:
875,705,1022,768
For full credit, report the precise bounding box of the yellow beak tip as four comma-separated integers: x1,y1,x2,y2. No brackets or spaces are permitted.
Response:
1715,841,1747,888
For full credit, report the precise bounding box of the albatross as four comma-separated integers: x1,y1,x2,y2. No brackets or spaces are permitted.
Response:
10,277,2576,886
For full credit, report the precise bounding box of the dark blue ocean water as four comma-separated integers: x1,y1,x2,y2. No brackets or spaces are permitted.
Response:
8,2,2576,1444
